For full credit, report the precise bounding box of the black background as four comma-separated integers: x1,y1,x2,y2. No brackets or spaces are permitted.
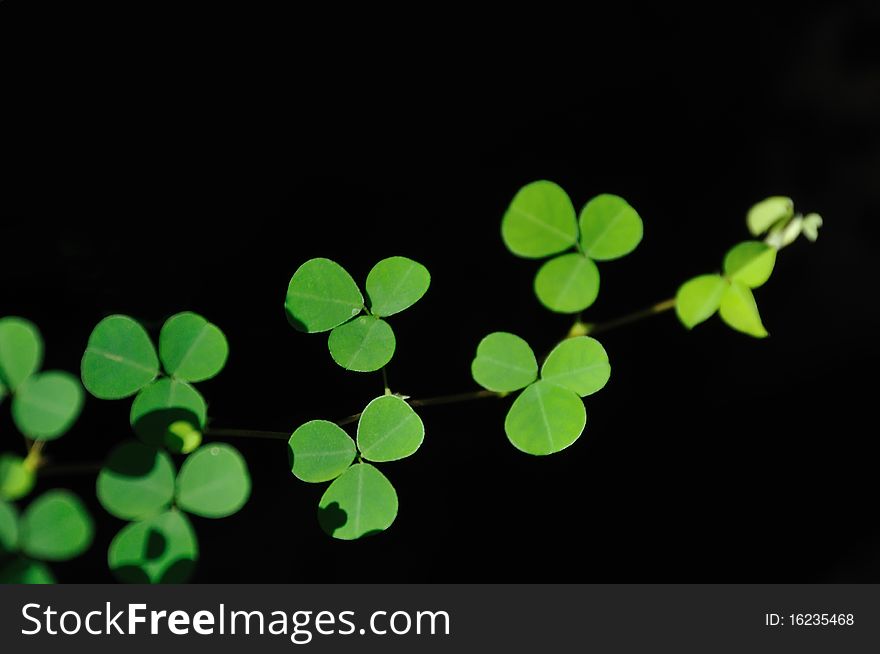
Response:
1,4,878,582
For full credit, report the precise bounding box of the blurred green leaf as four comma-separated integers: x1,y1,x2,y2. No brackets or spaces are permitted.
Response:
285,258,364,333
578,194,643,261
0,317,43,392
11,371,84,441
81,315,159,400
318,463,397,540
97,442,176,521
675,274,727,329
541,337,610,397
328,315,396,372
366,256,431,317
19,490,93,562
129,378,207,449
747,196,793,236
471,332,537,393
501,180,578,258
289,420,356,483
108,509,198,584
159,312,229,382
0,557,55,584
357,395,424,462
719,282,768,338
0,455,35,501
0,499,18,554
534,253,600,313
505,380,586,455
176,444,251,518
723,241,776,288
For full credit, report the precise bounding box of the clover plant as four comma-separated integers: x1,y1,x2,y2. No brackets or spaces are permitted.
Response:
0,183,821,583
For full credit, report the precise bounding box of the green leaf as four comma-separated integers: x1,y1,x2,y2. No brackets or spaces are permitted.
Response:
747,196,793,236
0,454,35,501
176,444,251,518
130,378,207,449
81,315,160,399
0,500,18,554
541,337,611,397
318,463,397,540
504,380,586,455
723,241,776,288
675,274,728,329
578,193,643,261
11,371,84,441
159,312,229,382
285,258,364,333
365,256,431,317
0,557,55,584
357,395,425,462
108,509,198,584
719,282,768,338
97,442,176,520
328,315,396,372
288,420,356,483
501,180,578,258
471,332,538,393
0,380,6,405
19,490,93,561
0,317,43,392
534,253,600,313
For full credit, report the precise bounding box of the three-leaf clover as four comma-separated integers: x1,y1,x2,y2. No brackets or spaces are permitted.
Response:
81,312,229,453
98,440,251,583
285,256,430,372
288,395,424,540
501,181,644,313
0,491,94,584
472,333,611,455
0,317,85,447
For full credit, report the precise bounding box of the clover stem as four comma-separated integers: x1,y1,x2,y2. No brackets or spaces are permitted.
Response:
583,297,676,336
381,367,391,395
24,439,46,470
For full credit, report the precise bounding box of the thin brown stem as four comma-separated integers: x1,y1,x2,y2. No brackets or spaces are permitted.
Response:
204,428,289,440
584,297,676,336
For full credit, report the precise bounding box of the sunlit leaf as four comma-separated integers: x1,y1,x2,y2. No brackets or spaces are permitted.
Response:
19,490,93,561
471,331,537,393
578,194,643,261
723,241,776,288
159,312,229,382
504,380,586,455
0,500,18,554
365,256,431,317
534,253,600,313
129,378,207,449
541,337,610,397
285,258,364,333
747,196,793,236
288,420,356,483
81,315,159,399
0,317,43,392
328,315,396,372
675,274,727,329
318,463,397,540
11,371,84,441
176,444,251,518
0,454,35,501
97,441,176,521
719,281,768,338
501,180,578,258
0,557,55,584
108,509,198,584
357,395,424,462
